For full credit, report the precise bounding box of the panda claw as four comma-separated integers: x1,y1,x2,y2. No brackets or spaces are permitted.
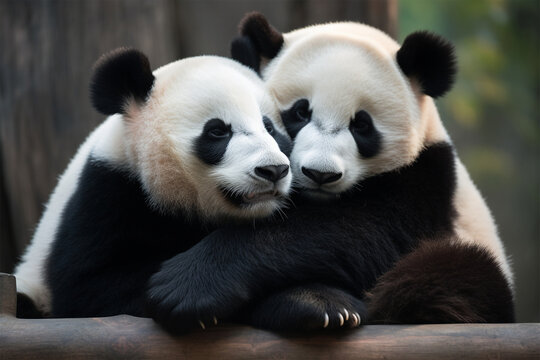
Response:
199,320,206,330
213,316,218,325
323,313,329,328
343,308,349,321
338,313,344,326
351,313,358,327
356,312,362,325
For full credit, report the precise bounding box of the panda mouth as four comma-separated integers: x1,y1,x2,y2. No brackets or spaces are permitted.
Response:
242,190,278,203
220,188,281,207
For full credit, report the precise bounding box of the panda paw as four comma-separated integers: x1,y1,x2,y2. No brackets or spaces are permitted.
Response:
249,283,366,331
145,251,248,334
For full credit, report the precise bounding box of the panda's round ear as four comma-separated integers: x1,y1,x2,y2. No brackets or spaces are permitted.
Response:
230,12,284,73
90,48,155,115
397,31,457,98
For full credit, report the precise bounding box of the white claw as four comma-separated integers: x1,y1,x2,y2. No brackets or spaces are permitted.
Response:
356,313,362,325
199,320,206,330
351,313,358,327
323,313,329,328
213,316,218,325
343,309,349,321
338,313,344,326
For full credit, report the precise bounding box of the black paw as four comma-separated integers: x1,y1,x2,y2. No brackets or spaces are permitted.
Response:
146,251,249,334
250,284,366,331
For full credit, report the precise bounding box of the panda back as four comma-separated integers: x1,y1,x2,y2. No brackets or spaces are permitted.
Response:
13,115,126,315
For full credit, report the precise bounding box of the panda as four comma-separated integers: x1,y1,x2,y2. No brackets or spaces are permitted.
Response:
144,13,515,333
13,48,293,319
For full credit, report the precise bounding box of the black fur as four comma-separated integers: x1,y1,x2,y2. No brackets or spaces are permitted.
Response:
146,143,458,333
230,12,284,73
231,36,262,73
349,110,382,158
263,117,292,157
16,293,43,318
367,239,515,324
239,12,284,59
397,31,457,98
194,118,233,165
46,158,210,317
90,48,155,115
249,283,367,330
280,99,312,139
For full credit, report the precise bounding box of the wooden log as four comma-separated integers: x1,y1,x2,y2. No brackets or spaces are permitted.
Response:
0,272,16,316
1,274,539,360
1,314,539,359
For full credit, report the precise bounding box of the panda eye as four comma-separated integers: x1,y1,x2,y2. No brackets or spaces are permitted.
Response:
209,128,229,138
292,99,311,122
263,117,274,134
350,110,373,134
204,119,231,139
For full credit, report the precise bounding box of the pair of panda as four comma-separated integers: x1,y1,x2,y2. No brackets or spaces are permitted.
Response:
14,12,514,332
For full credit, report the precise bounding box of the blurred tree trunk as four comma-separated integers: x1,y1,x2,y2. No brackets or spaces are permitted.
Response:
0,0,397,273
288,0,397,38
0,0,181,272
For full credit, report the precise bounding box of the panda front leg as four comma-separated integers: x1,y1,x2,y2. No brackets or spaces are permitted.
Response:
146,227,357,334
146,238,250,333
248,283,366,331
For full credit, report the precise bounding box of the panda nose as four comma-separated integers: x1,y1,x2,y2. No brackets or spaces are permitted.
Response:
255,165,289,183
302,167,342,185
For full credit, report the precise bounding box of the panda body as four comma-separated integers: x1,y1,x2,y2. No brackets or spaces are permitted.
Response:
145,134,466,332
143,14,514,332
233,14,514,324
14,50,293,317
261,23,511,283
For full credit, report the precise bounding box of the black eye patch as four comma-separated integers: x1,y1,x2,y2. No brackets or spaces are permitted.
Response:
280,99,312,139
349,110,382,158
263,117,292,157
194,118,232,165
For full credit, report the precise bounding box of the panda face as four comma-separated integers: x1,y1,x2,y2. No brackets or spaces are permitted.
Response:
266,35,423,199
125,56,292,220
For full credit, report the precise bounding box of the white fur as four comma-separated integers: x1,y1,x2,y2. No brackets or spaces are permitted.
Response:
14,55,292,314
453,160,513,284
267,34,425,197
261,22,513,285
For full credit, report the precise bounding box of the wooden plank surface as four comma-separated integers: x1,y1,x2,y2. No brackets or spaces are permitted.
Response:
1,274,539,360
1,315,538,360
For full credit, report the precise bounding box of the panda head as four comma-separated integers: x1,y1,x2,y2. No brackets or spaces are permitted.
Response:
90,48,292,221
232,13,456,199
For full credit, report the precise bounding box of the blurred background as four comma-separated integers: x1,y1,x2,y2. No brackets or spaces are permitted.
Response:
0,0,538,322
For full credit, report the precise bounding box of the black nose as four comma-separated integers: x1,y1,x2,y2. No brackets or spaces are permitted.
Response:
255,165,289,183
302,167,342,185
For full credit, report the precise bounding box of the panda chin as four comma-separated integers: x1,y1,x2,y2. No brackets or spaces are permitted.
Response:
299,188,342,202
219,186,283,209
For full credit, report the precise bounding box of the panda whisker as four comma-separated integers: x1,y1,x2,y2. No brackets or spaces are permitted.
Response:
274,206,288,221
281,196,296,210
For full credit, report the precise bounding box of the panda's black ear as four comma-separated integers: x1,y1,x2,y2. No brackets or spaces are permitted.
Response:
90,48,155,115
230,12,284,73
231,35,261,73
397,31,457,98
